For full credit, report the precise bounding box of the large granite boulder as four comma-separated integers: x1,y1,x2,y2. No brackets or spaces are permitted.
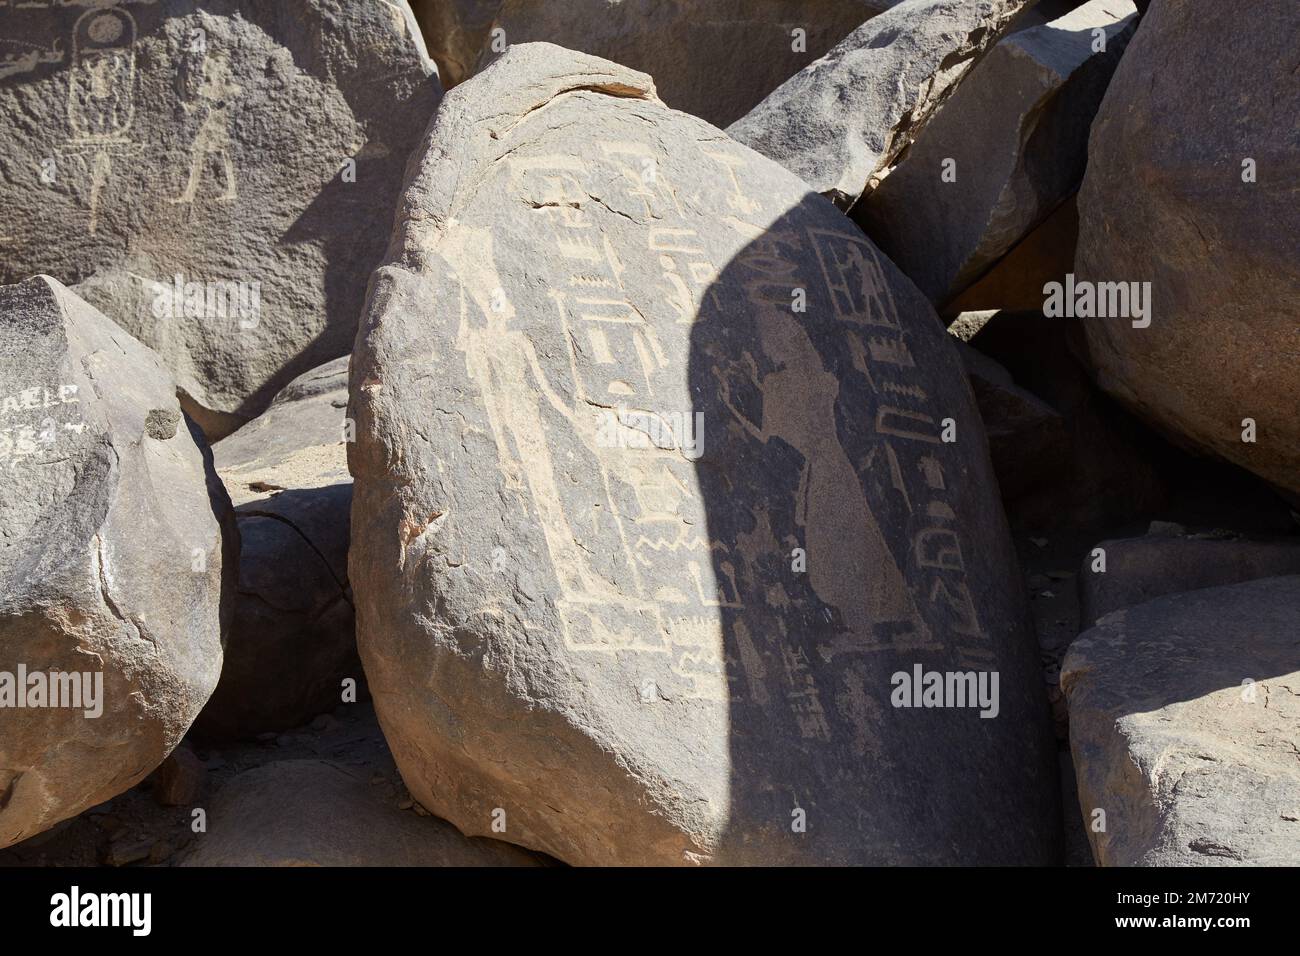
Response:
349,43,1058,866
728,0,1037,209
194,357,357,741
1063,576,1300,865
181,760,544,866
468,0,898,127
0,0,440,439
0,276,235,849
856,0,1138,305
1074,0,1300,497
1079,530,1300,625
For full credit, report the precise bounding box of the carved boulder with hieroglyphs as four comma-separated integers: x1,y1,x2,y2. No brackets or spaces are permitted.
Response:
0,0,440,439
348,43,1059,865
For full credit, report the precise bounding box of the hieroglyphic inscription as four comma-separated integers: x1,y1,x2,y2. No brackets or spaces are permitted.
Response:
61,5,139,234
450,145,763,701
808,227,992,669
0,37,64,81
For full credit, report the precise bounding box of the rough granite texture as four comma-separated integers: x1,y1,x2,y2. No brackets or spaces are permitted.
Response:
1063,576,1300,866
0,0,440,438
0,276,235,849
349,43,1058,866
728,0,1037,209
1074,0,1300,497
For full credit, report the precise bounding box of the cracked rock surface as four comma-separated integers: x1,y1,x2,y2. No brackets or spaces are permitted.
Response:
728,0,1037,209
460,0,902,127
1062,575,1300,866
0,276,235,849
855,0,1138,305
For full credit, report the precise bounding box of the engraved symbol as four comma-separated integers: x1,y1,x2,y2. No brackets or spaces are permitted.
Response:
171,50,241,204
63,7,137,235
0,37,65,82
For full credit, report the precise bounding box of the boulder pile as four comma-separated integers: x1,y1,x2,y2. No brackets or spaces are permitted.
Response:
0,0,1293,869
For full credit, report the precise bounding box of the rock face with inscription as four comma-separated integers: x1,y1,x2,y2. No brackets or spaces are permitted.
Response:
728,0,1037,209
195,357,357,742
855,0,1138,305
1074,0,1300,497
181,760,545,867
1062,576,1300,866
349,43,1059,866
0,276,235,849
466,0,899,127
0,0,440,439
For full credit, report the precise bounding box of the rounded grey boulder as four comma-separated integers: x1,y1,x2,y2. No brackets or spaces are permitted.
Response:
0,276,235,849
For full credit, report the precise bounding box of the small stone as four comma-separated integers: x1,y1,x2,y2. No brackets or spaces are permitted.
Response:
311,713,341,733
152,745,206,807
105,837,153,867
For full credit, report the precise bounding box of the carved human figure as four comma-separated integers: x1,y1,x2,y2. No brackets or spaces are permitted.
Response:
172,52,241,203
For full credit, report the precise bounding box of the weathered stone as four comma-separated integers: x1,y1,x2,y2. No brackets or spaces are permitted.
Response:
1080,532,1300,625
857,0,1137,305
470,0,898,128
0,0,440,439
1062,576,1300,866
1074,0,1300,496
0,276,234,849
195,357,357,741
150,742,206,806
728,0,1037,209
350,43,1059,866
180,760,544,866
